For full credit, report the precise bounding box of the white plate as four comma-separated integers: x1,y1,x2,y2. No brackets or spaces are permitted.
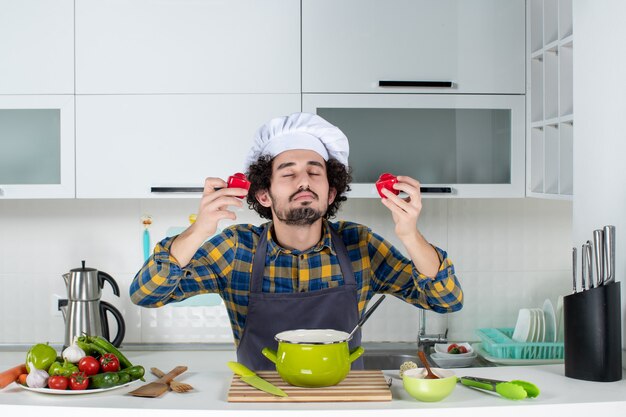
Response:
15,379,139,395
556,295,564,342
512,308,532,342
472,343,564,365
543,299,557,343
433,342,474,357
533,308,546,342
430,352,477,368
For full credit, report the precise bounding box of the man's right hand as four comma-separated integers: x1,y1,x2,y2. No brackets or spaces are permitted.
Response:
171,177,249,266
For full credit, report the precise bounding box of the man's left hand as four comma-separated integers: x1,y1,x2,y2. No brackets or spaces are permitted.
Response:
380,175,422,240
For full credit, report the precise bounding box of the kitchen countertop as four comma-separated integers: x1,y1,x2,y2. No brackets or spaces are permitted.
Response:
1,349,625,417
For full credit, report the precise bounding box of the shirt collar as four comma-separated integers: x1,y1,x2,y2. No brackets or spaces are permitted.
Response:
265,219,336,260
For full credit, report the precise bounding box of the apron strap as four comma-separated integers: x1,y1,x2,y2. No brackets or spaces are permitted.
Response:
250,222,356,293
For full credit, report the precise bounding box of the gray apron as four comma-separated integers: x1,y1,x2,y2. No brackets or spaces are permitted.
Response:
236,223,364,371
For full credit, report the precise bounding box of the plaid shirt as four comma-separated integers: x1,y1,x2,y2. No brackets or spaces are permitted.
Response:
130,220,463,345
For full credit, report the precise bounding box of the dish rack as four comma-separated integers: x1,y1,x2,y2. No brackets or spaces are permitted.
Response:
476,328,564,360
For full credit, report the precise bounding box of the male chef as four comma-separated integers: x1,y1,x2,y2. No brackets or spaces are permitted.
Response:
130,112,463,370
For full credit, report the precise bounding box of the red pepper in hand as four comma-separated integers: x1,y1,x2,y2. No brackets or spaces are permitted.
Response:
48,375,69,390
78,356,100,376
375,173,399,199
99,353,120,373
227,173,251,198
69,371,89,390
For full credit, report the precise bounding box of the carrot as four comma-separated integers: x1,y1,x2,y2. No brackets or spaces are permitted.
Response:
0,364,28,389
17,374,28,386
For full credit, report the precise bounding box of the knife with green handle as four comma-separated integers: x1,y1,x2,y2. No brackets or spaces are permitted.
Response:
227,361,288,397
458,376,540,400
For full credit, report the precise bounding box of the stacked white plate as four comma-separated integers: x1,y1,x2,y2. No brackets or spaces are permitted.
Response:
511,298,561,343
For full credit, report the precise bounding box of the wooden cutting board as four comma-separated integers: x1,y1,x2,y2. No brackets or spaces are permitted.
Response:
228,370,392,402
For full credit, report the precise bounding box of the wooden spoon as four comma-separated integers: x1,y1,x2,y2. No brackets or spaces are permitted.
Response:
418,351,439,380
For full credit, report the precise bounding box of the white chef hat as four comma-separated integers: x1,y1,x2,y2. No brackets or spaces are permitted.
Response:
244,112,349,171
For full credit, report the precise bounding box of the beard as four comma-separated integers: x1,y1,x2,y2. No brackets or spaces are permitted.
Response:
271,187,326,226
275,206,324,226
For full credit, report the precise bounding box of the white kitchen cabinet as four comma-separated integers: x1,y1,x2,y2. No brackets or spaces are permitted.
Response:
75,0,300,94
76,94,300,198
303,94,526,198
0,0,74,94
0,96,75,198
302,0,525,94
527,0,573,199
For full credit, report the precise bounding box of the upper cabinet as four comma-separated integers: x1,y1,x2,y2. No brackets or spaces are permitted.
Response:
75,0,300,94
76,94,300,198
0,95,75,198
302,0,525,94
0,0,74,94
527,0,573,199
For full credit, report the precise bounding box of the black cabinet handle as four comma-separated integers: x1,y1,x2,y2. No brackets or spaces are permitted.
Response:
379,80,453,88
420,187,452,193
152,186,452,194
151,187,204,193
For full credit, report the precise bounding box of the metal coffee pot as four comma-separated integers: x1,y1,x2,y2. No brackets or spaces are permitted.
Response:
58,261,126,349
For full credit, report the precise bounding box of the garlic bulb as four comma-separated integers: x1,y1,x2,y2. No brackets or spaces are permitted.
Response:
26,362,49,388
62,338,86,364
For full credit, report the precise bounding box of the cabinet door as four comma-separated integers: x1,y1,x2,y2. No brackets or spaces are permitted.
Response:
303,0,525,94
76,94,301,198
303,94,525,198
0,0,73,94
0,96,75,198
76,0,300,94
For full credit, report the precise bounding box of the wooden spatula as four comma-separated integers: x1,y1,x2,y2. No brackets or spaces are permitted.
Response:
128,366,188,397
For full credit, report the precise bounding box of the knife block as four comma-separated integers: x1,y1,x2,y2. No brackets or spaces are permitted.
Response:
563,281,622,382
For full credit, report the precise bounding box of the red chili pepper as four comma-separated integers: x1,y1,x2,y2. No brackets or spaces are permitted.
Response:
375,173,399,198
227,172,251,198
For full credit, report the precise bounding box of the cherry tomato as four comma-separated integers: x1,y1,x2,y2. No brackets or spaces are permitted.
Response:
78,356,100,376
48,375,69,390
99,353,120,373
69,371,89,390
447,343,459,353
457,346,468,354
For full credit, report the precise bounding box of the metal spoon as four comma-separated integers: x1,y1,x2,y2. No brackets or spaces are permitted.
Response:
347,295,386,340
418,350,439,379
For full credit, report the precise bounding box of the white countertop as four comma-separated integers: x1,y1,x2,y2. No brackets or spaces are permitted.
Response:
1,349,625,417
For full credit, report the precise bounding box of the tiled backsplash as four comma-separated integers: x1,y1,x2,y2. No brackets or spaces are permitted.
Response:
0,198,572,345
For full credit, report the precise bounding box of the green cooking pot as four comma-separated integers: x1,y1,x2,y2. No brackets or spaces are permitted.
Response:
261,329,364,388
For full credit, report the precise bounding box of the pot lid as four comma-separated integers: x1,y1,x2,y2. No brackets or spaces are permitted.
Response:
274,329,351,345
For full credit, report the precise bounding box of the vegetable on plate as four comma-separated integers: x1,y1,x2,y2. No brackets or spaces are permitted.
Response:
25,343,58,373
69,371,89,390
99,353,120,373
78,356,100,376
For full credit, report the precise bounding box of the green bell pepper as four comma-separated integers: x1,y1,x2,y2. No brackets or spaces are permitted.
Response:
48,359,79,377
25,343,58,373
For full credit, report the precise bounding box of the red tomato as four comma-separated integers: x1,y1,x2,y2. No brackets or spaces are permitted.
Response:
99,353,120,373
69,371,89,390
48,375,69,390
457,346,468,354
78,356,100,376
447,343,459,353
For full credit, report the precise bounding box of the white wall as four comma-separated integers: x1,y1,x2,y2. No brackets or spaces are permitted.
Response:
0,197,571,346
573,1,626,357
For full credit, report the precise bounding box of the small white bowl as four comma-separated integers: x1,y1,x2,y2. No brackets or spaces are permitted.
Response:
434,343,474,357
430,352,477,368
